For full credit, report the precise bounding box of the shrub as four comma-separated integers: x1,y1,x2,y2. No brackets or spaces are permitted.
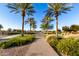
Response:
47,35,62,47
0,34,35,49
25,31,36,34
47,36,79,56
56,37,79,56
47,36,56,45
47,35,63,56
7,32,20,35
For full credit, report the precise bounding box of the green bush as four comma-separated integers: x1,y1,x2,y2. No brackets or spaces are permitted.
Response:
0,35,35,49
47,35,63,47
47,36,58,46
47,36,79,56
47,35,62,56
25,31,36,34
7,32,20,35
56,37,79,56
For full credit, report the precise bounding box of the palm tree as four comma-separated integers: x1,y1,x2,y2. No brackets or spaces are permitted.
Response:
0,24,3,31
32,20,36,31
7,3,34,36
48,3,73,38
40,15,53,33
25,18,36,31
25,8,35,31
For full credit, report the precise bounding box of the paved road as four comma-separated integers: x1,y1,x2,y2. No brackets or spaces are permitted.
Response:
0,36,7,42
0,35,19,42
25,32,58,56
4,35,19,39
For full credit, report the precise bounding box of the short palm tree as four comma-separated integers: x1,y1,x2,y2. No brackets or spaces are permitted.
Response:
25,8,35,31
31,20,36,31
0,24,3,31
40,15,53,32
7,3,34,36
48,3,73,38
25,18,36,31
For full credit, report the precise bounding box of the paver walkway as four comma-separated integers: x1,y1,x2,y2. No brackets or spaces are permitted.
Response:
25,32,58,56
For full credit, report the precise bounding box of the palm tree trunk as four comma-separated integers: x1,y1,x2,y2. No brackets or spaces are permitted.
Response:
21,10,25,37
22,15,24,36
30,24,31,32
47,23,48,35
33,28,35,31
56,16,58,38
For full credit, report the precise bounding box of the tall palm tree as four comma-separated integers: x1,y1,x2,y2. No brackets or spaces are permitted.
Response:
48,3,73,38
7,3,34,36
0,24,3,31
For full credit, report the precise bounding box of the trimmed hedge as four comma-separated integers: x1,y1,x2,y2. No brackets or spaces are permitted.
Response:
0,35,35,49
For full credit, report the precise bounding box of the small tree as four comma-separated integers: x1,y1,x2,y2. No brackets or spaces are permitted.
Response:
70,25,79,32
7,28,12,32
0,24,3,31
58,29,61,34
62,26,70,32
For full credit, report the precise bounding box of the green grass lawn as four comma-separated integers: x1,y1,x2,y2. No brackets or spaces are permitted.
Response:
0,34,35,49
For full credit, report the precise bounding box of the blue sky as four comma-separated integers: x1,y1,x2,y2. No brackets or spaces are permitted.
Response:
0,3,79,31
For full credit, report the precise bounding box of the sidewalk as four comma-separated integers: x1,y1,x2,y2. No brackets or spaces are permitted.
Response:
25,32,58,56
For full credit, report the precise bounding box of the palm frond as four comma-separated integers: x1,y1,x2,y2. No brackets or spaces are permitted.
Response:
48,3,73,16
7,3,20,14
